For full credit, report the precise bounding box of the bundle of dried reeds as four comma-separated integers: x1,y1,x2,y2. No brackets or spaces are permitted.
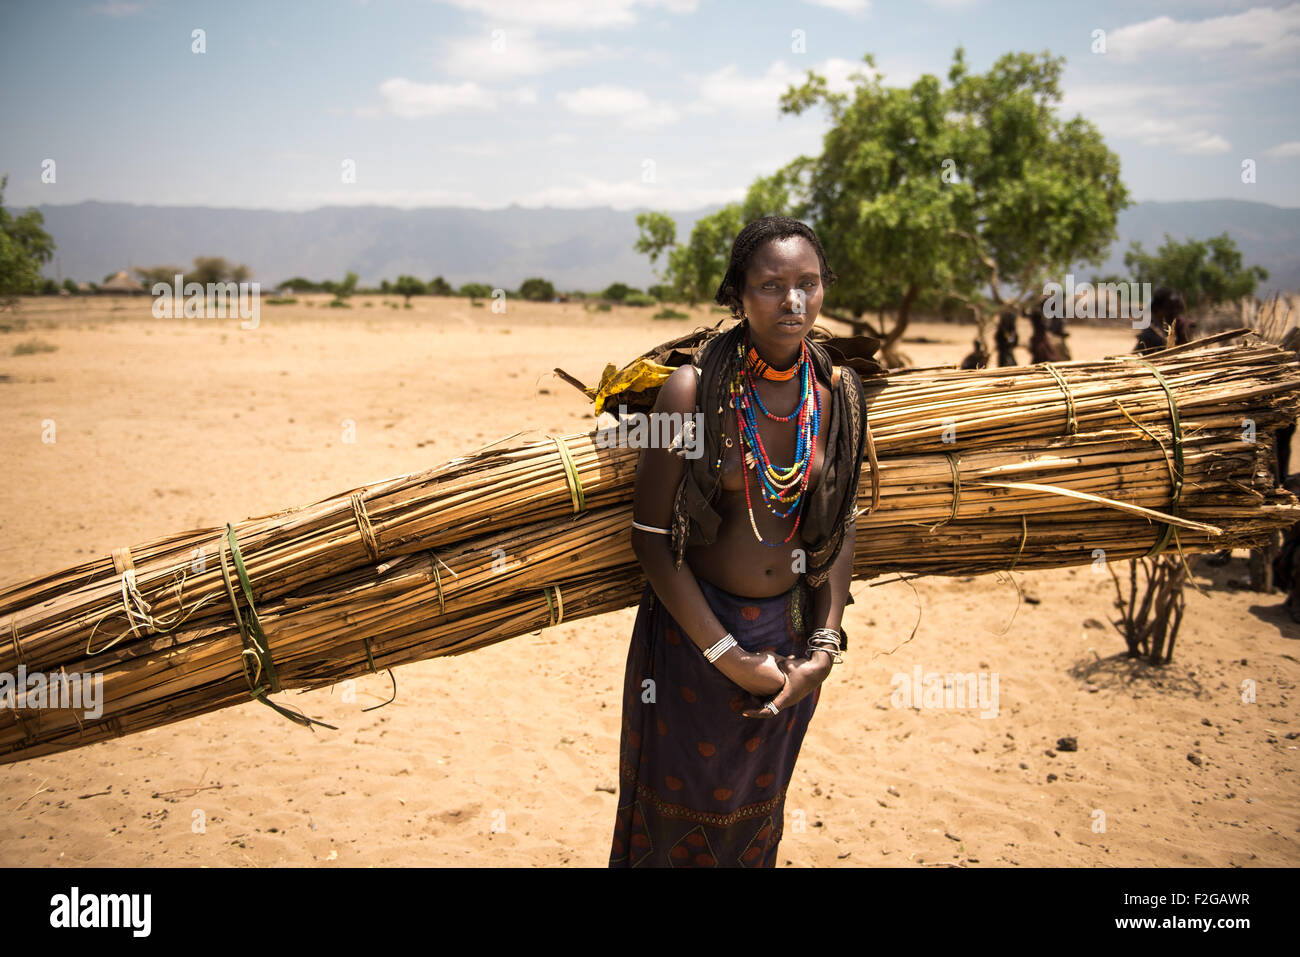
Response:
1,329,1297,763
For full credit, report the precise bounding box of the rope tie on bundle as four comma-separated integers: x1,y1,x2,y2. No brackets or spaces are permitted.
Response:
549,435,586,514
863,415,881,514
928,452,963,531
428,553,449,613
219,523,336,730
543,584,565,627
1043,363,1077,437
358,635,397,712
350,493,381,562
1010,514,1028,572
86,545,203,656
1133,360,1185,559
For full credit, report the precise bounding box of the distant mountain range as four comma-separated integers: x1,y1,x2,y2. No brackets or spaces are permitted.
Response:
17,198,1300,295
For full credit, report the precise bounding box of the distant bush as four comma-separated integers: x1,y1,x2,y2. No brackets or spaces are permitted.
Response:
13,337,57,356
328,300,351,309
653,307,688,320
624,292,657,307
471,299,484,308
266,297,298,305
603,282,641,302
460,283,493,299
594,303,612,312
519,277,555,301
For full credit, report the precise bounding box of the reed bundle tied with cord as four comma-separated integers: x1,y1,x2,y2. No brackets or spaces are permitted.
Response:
1,327,1297,764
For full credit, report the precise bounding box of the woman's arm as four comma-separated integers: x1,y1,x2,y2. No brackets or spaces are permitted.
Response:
809,518,855,634
630,365,785,698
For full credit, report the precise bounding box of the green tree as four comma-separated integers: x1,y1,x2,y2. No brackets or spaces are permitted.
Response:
519,277,555,301
136,264,185,287
392,275,426,304
635,206,745,306
459,282,493,298
190,256,236,285
636,50,1131,365
61,278,77,294
603,282,642,302
1123,232,1267,311
332,270,359,306
771,48,1129,364
0,175,55,308
428,275,454,296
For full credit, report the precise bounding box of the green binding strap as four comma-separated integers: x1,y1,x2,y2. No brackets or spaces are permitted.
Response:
1134,361,1185,558
219,523,337,730
550,436,586,514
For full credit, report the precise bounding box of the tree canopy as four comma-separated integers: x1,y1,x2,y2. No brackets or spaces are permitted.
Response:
1124,233,1268,310
0,174,56,309
636,48,1131,365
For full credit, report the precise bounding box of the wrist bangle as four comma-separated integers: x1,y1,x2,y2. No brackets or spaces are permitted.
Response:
703,633,738,663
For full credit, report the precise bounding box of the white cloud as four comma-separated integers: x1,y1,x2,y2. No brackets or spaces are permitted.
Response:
432,0,698,31
378,78,536,117
435,28,605,79
1061,82,1230,155
557,84,678,129
687,57,871,115
1105,3,1300,62
804,0,870,14
1265,141,1300,159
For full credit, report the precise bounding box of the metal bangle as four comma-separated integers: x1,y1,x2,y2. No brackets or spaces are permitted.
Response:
703,633,738,663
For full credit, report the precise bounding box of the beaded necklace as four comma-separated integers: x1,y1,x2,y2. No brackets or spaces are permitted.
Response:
727,330,821,546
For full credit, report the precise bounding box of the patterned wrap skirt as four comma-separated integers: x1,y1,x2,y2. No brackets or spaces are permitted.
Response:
608,575,819,867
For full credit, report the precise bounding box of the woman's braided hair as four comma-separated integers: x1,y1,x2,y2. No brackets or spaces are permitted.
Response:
713,216,838,321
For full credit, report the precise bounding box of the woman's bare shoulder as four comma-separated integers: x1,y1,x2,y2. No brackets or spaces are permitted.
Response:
654,364,700,416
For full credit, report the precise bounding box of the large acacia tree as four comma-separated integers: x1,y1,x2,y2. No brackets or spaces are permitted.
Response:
639,48,1131,366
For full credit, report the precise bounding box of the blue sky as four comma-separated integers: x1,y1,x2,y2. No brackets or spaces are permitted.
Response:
2,0,1298,210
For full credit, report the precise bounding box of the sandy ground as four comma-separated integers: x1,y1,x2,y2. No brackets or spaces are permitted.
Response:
0,294,1296,868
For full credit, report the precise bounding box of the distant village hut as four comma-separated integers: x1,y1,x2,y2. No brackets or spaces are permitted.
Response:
98,270,147,295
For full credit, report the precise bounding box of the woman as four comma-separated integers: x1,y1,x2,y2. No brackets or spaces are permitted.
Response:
608,217,868,867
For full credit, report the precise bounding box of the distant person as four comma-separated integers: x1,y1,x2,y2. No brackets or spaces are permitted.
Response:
1272,474,1300,622
994,310,1018,366
1135,287,1193,354
959,337,989,370
1026,296,1066,364
1047,311,1072,361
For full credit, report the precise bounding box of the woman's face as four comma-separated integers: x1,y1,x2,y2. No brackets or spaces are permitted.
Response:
739,236,824,345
